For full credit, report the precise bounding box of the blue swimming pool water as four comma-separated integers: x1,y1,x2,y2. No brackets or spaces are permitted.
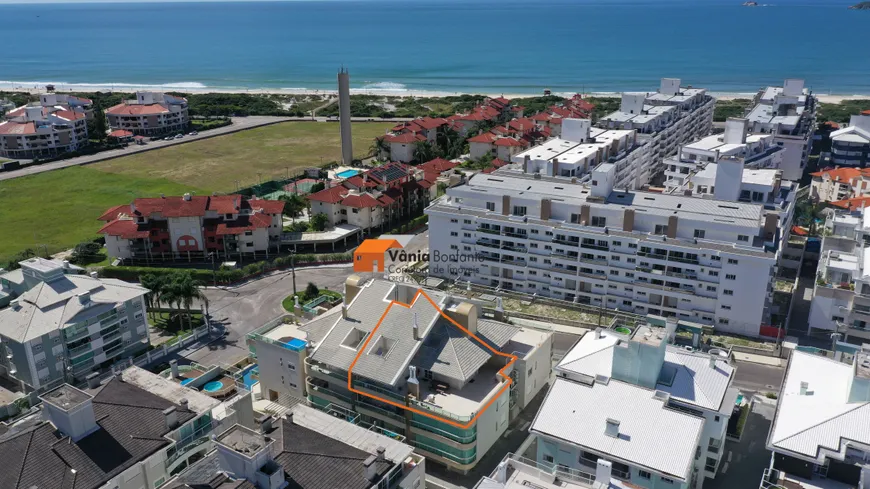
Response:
241,365,259,389
181,378,195,386
284,338,307,351
336,169,360,179
203,381,224,393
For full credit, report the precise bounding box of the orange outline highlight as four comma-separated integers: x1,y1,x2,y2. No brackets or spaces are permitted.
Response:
347,289,517,429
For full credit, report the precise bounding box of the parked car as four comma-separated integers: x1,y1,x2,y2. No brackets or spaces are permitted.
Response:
189,130,198,136
163,136,173,141
175,134,184,139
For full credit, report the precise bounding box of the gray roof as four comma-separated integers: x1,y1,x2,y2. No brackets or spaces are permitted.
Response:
413,318,518,384
309,279,520,387
0,274,148,343
0,377,197,489
310,280,447,386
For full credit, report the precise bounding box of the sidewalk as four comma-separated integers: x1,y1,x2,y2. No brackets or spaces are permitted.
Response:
732,351,787,367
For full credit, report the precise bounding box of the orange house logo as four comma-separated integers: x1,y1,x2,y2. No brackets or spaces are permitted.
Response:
354,239,403,272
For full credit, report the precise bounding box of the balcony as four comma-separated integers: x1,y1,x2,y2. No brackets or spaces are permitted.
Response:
553,238,580,247
475,239,500,250
67,342,92,358
503,231,529,239
477,227,501,235
501,244,527,253
581,242,609,252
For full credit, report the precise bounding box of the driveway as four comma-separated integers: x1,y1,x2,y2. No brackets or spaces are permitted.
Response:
188,264,353,366
705,397,776,489
732,360,785,395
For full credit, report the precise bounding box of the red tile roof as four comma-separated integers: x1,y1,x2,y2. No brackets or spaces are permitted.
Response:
345,175,379,189
342,193,383,208
414,117,449,130
249,199,284,215
418,158,458,174
160,195,210,217
494,137,527,147
468,132,498,143
508,118,536,132
98,204,131,222
863,110,870,116
831,196,870,211
98,219,150,239
0,121,35,135
384,132,427,144
531,112,552,122
108,129,134,138
822,121,841,129
106,103,170,115
791,226,808,236
54,109,85,121
810,167,866,182
215,213,273,235
307,185,349,204
491,158,510,168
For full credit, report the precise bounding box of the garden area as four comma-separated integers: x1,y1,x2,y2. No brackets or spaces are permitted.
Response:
282,282,343,313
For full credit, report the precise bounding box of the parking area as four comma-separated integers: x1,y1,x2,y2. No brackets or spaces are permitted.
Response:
705,396,777,489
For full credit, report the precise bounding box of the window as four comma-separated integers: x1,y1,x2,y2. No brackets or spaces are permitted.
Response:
610,270,619,276
706,286,716,292
654,224,669,235
612,256,620,261
712,255,721,261
723,289,734,296
570,213,580,224
714,415,720,422
638,470,651,480
591,216,606,227
463,232,471,238
694,229,706,238
352,208,359,214
661,476,675,484
613,241,622,246
725,274,736,280
244,230,253,236
737,235,749,242
627,258,636,264
486,202,495,211
727,258,738,265
628,243,638,249
512,206,527,216
719,318,730,325
625,272,634,278
450,231,458,237
709,271,719,277
464,219,472,224
450,218,458,223
543,454,554,464
623,300,632,306
721,305,731,310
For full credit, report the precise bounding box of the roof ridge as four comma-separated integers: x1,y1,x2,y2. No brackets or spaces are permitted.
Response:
14,429,37,489
773,398,870,445
279,449,366,462
447,324,465,380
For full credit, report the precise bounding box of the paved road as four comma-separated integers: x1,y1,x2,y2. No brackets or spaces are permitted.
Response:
732,360,784,395
706,397,776,489
0,115,291,181
188,264,353,366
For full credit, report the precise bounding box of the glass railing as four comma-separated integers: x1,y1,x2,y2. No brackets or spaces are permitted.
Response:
353,378,406,403
581,243,609,252
410,438,477,465
410,418,477,444
306,378,353,404
477,227,500,235
357,397,406,423
503,231,528,239
68,342,92,358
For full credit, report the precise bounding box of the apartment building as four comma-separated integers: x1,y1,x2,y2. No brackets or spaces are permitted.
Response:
4,93,94,121
745,79,817,181
830,113,870,167
0,104,88,159
308,162,432,233
106,91,190,136
255,276,553,473
426,163,797,337
0,366,255,489
0,257,83,307
98,193,284,262
761,346,870,489
806,207,870,344
810,167,870,203
510,118,654,190
598,78,715,185
0,258,150,390
161,404,426,489
532,318,736,489
664,118,785,193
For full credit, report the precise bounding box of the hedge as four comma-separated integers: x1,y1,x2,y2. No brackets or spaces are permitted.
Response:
387,215,429,235
100,252,353,285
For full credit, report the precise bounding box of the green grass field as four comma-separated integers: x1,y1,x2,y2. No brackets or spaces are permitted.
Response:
0,167,206,264
93,121,392,191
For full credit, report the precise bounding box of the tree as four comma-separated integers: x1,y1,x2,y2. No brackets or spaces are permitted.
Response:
305,282,320,301
165,270,209,330
413,141,437,163
89,104,108,144
279,193,308,218
435,127,465,160
310,213,329,231
370,137,390,159
309,182,326,194
70,241,102,265
139,273,167,321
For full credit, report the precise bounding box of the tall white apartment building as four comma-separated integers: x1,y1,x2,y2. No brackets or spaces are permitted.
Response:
745,79,817,181
3,93,94,121
0,258,151,390
664,118,785,194
806,207,870,344
427,161,797,337
106,91,190,136
510,118,654,190
0,104,88,159
598,78,715,185
830,113,870,167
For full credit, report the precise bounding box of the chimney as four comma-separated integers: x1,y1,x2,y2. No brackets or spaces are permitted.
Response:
286,411,294,424
342,304,348,319
76,291,90,305
501,195,510,216
86,372,100,389
62,260,70,269
39,385,99,442
540,199,551,220
605,418,620,438
364,455,380,482
10,299,20,310
179,398,189,411
552,157,560,177
163,406,179,431
523,155,530,173
800,381,809,395
665,317,677,343
407,366,420,399
412,313,420,340
722,118,749,145
89,271,98,279
595,328,603,340
183,192,192,201
495,461,508,483
623,209,635,232
709,353,717,369
667,215,678,239
170,359,179,378
376,446,386,462
260,415,275,433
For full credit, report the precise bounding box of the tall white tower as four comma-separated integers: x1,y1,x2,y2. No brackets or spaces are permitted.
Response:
338,68,353,166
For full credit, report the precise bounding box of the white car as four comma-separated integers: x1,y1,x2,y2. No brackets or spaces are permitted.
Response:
175,134,184,139
189,131,198,136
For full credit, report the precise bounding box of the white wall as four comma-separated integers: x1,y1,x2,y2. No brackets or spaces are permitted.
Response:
255,340,307,401
391,142,416,163
474,383,510,463
470,142,494,159
168,216,205,252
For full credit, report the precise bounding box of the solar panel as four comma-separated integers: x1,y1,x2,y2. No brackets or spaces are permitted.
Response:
372,164,407,183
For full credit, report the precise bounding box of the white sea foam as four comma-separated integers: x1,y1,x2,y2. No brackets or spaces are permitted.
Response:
359,81,408,91
0,80,209,90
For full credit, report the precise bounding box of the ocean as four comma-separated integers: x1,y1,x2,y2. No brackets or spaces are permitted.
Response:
1,0,868,95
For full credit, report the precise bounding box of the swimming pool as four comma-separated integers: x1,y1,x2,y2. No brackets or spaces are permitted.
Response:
181,378,195,386
336,169,360,179
203,381,224,393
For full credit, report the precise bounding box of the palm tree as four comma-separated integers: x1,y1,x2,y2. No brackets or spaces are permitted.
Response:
139,273,166,321
167,271,209,330
413,141,437,163
370,137,389,159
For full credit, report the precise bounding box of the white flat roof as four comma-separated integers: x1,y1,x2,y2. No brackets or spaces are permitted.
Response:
768,350,870,460
531,377,703,481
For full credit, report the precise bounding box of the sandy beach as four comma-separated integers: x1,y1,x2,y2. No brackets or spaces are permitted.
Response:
0,82,866,105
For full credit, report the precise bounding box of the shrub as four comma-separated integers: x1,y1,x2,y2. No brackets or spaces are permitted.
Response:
305,282,320,300
765,392,778,399
70,241,103,265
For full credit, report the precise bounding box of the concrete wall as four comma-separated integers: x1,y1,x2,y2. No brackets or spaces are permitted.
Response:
255,339,307,402
474,382,510,465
